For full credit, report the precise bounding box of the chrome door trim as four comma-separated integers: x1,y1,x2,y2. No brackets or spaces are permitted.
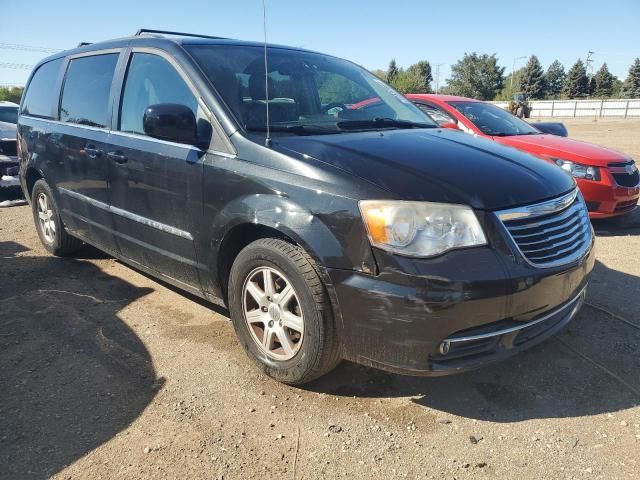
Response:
59,187,194,240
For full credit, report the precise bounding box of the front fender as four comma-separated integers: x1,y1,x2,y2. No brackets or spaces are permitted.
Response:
208,192,376,272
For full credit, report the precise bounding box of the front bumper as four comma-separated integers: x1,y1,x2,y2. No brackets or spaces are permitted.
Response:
0,155,20,191
329,237,595,376
578,174,639,218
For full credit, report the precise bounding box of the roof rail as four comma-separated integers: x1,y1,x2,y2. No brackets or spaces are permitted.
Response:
134,29,228,40
77,42,92,47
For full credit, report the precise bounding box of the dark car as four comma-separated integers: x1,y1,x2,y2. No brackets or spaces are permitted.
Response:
1,102,21,197
17,30,594,384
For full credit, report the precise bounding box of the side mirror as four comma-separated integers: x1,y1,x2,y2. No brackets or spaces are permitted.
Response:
143,103,208,147
441,121,460,130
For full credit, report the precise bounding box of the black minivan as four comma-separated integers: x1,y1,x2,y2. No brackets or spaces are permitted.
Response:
18,30,594,384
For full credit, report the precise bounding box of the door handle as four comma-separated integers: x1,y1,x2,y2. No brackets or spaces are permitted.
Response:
83,145,102,158
107,151,128,164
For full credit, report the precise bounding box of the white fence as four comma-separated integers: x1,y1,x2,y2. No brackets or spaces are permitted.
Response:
491,99,640,118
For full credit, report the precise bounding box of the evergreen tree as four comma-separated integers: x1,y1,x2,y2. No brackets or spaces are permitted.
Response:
387,59,399,84
622,58,640,98
544,60,565,99
445,52,505,100
519,55,546,99
563,60,589,98
593,63,614,98
588,76,597,96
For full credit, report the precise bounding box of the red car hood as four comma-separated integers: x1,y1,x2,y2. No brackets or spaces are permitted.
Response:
495,134,628,167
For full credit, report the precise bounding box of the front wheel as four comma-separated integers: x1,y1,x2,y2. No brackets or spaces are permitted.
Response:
228,238,341,384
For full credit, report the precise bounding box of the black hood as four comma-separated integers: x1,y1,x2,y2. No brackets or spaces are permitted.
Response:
274,128,575,210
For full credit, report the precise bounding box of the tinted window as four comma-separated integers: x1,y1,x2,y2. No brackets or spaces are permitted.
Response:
415,104,455,126
186,45,434,132
120,53,197,135
22,58,63,118
60,54,118,128
0,106,19,124
449,101,540,136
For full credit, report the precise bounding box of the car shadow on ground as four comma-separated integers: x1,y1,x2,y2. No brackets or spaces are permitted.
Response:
0,241,163,479
591,206,640,236
308,258,640,422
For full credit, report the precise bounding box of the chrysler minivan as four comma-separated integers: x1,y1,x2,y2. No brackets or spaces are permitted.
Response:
18,30,594,384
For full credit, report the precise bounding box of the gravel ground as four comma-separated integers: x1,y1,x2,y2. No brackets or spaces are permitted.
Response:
1,119,639,480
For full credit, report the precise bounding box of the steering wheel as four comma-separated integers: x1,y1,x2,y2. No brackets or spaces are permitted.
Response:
322,102,348,114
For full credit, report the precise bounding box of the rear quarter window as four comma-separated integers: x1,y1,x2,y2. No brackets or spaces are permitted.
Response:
60,53,119,128
21,58,64,118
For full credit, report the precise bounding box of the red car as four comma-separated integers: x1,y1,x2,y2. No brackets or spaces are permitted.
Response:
406,94,639,220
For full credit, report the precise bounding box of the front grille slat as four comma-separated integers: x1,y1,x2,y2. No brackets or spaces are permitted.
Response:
514,216,582,243
497,190,592,268
505,202,582,231
519,225,588,254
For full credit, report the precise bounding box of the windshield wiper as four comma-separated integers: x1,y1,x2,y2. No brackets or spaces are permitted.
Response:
336,118,436,131
246,124,341,135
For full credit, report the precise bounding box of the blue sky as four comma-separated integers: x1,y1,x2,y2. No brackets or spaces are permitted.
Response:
1,0,639,86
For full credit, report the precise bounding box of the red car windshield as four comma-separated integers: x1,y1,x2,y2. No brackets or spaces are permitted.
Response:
449,101,540,137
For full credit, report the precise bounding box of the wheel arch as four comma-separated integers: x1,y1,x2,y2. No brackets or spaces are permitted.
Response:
24,166,44,203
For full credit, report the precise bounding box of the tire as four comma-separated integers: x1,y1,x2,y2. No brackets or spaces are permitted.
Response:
516,106,525,118
31,179,83,256
228,238,341,384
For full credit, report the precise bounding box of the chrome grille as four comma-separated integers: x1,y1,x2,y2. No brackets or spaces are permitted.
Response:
496,190,592,267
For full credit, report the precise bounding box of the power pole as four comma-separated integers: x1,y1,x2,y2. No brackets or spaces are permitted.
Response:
585,51,595,99
435,63,444,94
585,51,595,76
511,56,527,91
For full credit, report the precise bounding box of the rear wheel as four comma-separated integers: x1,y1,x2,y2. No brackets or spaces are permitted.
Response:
228,238,341,384
31,179,83,256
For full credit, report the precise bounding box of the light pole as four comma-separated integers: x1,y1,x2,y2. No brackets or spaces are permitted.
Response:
511,56,527,91
435,63,445,94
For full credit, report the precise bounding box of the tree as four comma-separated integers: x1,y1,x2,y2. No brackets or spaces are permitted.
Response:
519,55,546,99
593,63,615,98
563,60,589,98
405,60,433,93
588,76,597,96
544,60,565,99
0,86,23,103
622,58,640,99
392,60,433,93
444,52,505,100
371,69,387,81
387,59,399,84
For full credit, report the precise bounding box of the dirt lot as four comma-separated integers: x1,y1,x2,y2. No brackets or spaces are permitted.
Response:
1,119,640,480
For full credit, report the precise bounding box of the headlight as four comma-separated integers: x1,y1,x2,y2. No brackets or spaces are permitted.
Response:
553,158,600,181
359,200,487,257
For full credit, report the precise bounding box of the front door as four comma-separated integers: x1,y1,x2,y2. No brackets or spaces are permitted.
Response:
106,50,205,290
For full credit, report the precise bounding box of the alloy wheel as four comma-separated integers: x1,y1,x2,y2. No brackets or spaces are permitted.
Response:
37,192,56,243
242,266,304,360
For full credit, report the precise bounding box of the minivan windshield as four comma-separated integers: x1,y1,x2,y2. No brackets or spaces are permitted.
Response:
186,44,436,134
448,101,541,137
0,106,19,125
